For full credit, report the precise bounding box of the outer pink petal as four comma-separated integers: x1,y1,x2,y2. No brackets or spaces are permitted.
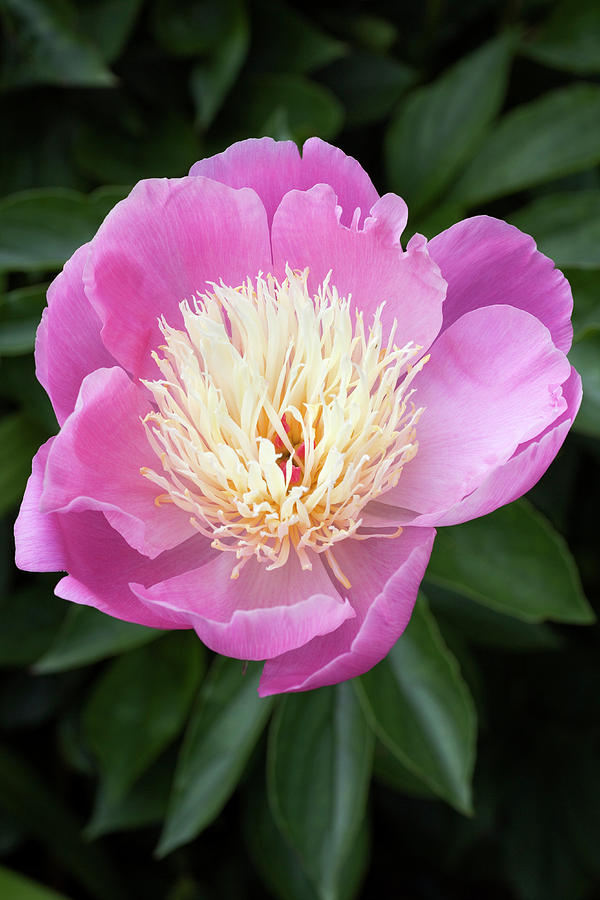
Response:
384,305,571,519
15,440,214,630
131,551,355,661
84,177,272,381
189,136,380,227
259,527,435,695
429,216,573,353
399,366,582,527
35,243,115,426
272,183,446,352
40,367,197,558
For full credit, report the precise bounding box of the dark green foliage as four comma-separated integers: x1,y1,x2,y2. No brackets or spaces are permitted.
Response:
1,1,599,899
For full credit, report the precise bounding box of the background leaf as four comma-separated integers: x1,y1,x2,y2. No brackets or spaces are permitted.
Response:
509,191,600,268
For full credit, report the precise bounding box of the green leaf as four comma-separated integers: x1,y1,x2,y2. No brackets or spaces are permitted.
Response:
152,0,242,57
451,84,600,207
523,0,600,75
320,52,416,128
79,0,144,64
0,587,65,667
0,283,47,356
0,414,46,515
0,742,126,900
509,191,600,268
570,326,600,438
568,269,600,337
84,633,203,801
35,604,163,673
385,35,514,215
356,594,476,814
229,74,344,144
0,186,128,274
0,865,73,900
267,683,373,900
244,777,369,900
1,0,115,89
157,658,274,857
251,0,345,74
426,500,594,623
372,740,436,799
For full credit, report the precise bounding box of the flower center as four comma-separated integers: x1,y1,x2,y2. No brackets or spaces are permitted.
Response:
140,268,427,585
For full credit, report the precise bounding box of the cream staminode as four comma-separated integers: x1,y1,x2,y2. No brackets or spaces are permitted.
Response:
140,268,427,585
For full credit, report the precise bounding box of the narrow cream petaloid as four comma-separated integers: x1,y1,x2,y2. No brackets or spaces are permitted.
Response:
140,268,426,584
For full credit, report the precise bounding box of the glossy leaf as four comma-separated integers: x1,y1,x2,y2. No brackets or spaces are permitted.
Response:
452,84,600,206
35,605,163,673
356,594,476,814
267,683,373,900
84,634,203,800
523,0,600,75
426,500,594,623
0,865,73,900
385,35,514,214
157,658,274,857
509,191,600,268
570,327,600,438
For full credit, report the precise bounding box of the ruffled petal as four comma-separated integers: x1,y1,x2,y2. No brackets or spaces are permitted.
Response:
84,176,272,381
259,527,435,695
131,550,355,661
35,244,115,426
41,367,197,558
190,136,379,227
272,183,446,352
429,215,573,353
384,305,571,520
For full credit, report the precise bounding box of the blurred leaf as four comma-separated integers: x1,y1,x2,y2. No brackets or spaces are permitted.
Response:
267,683,373,900
79,0,144,64
190,3,249,130
0,865,73,900
562,742,600,877
570,326,600,438
152,0,242,57
0,186,128,274
35,604,163,673
0,414,46,515
244,776,369,900
86,752,175,839
426,500,594,623
229,74,344,144
322,12,397,53
157,658,274,856
410,200,466,241
0,587,65,667
356,594,476,814
0,742,126,900
251,0,345,74
523,0,600,74
0,670,79,731
0,284,47,357
451,84,600,207
568,269,600,337
320,52,416,128
0,354,57,433
509,191,600,268
84,633,203,801
385,35,514,215
372,740,437,799
1,0,115,89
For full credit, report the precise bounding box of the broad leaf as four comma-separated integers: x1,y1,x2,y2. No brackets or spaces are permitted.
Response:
568,269,600,337
0,865,73,900
267,683,373,900
523,0,600,75
509,191,600,268
0,283,47,357
35,605,162,673
157,658,274,856
251,0,345,74
0,587,65,667
570,327,600,438
0,414,46,514
152,0,243,57
385,35,514,215
452,85,600,207
320,52,416,128
356,594,476,814
84,633,203,800
79,0,144,64
426,500,593,623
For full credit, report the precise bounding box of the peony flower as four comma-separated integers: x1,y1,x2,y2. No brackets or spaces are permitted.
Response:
15,137,580,696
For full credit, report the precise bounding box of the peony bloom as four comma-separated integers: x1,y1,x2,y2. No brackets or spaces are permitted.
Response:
15,138,580,696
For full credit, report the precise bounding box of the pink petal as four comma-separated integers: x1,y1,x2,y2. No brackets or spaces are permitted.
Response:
384,305,571,520
259,527,435,695
35,244,115,426
131,551,355,661
271,183,446,352
84,177,272,381
190,136,379,227
40,367,197,558
429,215,573,353
15,440,214,630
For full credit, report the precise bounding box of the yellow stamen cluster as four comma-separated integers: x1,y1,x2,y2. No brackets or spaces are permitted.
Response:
140,268,426,584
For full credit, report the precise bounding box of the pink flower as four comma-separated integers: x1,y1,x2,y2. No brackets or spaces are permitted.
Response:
15,138,580,696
